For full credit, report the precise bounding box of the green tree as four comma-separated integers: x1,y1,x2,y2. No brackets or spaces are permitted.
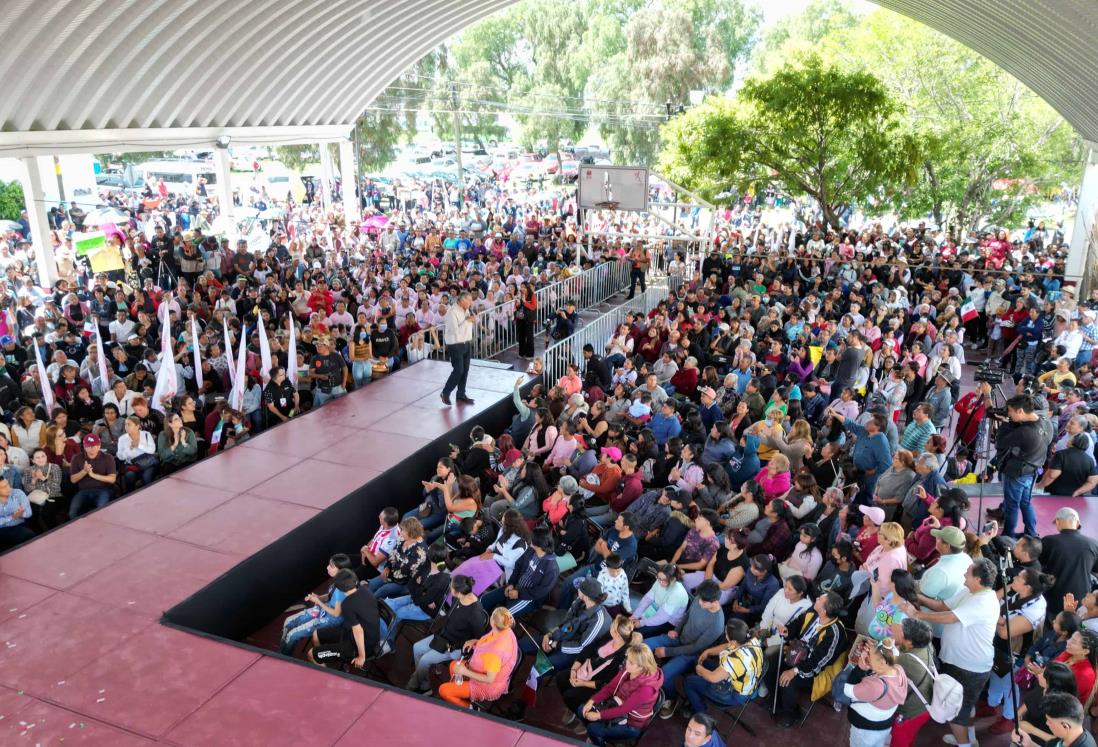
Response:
815,11,1082,231
659,56,922,228
588,0,760,165
0,181,24,221
272,145,318,172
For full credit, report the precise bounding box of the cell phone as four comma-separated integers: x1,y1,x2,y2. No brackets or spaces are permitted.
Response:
982,521,997,534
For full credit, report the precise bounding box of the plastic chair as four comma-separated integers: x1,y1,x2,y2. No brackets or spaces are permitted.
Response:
604,689,665,747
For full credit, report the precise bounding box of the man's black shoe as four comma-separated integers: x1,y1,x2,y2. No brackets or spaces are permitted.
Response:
457,397,476,405
440,393,452,405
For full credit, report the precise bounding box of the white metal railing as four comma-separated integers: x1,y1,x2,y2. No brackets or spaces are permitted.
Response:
407,259,633,362
542,284,668,384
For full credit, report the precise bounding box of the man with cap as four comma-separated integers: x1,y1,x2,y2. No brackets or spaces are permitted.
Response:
1039,507,1098,622
68,433,117,519
310,336,348,406
916,525,972,636
587,452,642,528
698,387,723,432
925,372,954,430
525,576,611,671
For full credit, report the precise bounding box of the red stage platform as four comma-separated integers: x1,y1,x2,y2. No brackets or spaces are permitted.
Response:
0,358,1093,746
0,361,564,747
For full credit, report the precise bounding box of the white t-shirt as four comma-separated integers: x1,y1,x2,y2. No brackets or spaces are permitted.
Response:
940,587,999,673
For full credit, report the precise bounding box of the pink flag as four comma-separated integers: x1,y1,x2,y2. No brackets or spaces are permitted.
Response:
191,315,203,391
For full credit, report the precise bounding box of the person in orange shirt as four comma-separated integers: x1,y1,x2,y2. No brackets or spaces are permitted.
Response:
580,447,624,503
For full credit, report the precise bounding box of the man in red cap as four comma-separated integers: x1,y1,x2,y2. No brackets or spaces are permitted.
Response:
68,433,118,519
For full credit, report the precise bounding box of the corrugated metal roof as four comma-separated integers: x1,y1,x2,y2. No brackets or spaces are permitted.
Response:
0,0,1094,142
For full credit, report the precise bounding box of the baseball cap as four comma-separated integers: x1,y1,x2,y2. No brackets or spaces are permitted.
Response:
931,526,966,549
601,446,623,461
578,577,603,600
699,387,717,401
82,433,101,447
858,505,886,526
559,475,579,495
0,336,12,345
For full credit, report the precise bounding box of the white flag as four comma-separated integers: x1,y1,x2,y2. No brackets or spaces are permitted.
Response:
222,319,236,387
33,342,54,416
93,319,110,389
287,315,298,386
229,326,247,410
256,314,272,385
191,315,203,391
151,318,178,413
787,224,797,255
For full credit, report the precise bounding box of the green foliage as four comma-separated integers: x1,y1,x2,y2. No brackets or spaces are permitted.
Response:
659,56,922,228
748,3,1083,231
272,145,318,172
588,0,760,165
0,181,24,221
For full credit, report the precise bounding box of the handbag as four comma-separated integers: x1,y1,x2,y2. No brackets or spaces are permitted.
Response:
783,639,809,669
132,452,160,470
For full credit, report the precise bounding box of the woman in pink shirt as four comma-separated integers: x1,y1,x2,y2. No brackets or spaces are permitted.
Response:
861,522,908,597
753,453,792,501
557,363,583,398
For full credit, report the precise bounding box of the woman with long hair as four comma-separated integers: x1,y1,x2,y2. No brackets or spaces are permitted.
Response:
577,644,663,745
557,615,642,722
157,412,198,474
515,282,537,359
450,508,532,596
746,499,795,560
778,522,823,582
984,568,1058,734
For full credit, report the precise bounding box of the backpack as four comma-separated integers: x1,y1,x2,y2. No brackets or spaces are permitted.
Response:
904,652,963,723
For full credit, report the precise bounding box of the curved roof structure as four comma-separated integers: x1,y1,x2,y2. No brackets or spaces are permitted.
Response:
0,0,1096,154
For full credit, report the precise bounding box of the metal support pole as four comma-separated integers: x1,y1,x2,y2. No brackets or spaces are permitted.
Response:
450,82,464,208
339,138,358,236
212,146,234,238
319,143,334,213
17,156,58,287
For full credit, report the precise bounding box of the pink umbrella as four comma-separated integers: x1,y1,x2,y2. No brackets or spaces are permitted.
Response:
361,214,389,231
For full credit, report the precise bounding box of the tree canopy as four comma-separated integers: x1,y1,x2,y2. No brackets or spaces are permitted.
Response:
659,56,923,229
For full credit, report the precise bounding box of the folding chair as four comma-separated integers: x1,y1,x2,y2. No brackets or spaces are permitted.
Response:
604,689,664,747
346,600,397,684
721,655,768,737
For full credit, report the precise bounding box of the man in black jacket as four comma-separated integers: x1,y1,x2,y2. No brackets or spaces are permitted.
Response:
481,529,559,620
582,344,611,391
994,394,1055,537
1039,507,1098,622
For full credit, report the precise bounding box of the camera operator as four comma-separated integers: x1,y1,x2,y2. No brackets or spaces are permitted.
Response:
545,300,578,344
991,394,1055,538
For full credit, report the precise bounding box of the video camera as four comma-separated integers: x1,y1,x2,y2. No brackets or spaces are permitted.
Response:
974,360,1008,386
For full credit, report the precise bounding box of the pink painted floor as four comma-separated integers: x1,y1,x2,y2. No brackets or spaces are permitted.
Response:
0,361,562,747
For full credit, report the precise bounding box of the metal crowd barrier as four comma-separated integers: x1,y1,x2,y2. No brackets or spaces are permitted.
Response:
409,259,633,363
542,284,667,384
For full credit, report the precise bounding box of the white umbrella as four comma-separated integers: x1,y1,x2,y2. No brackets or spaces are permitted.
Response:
82,208,128,226
0,219,23,232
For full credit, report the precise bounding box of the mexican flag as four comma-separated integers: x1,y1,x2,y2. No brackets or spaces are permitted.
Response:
960,297,978,322
73,231,106,257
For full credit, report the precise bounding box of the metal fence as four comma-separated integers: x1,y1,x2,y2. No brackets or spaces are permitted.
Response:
542,284,668,383
407,259,633,363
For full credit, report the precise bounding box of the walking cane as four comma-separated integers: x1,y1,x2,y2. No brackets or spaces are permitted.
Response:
773,637,783,715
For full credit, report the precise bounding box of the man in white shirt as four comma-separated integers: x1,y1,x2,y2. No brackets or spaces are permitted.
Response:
103,379,137,417
440,292,475,406
109,309,136,344
902,557,999,747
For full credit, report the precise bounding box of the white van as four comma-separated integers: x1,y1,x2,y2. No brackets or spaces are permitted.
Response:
135,160,218,196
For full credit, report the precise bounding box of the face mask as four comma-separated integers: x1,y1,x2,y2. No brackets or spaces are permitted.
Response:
378,324,387,332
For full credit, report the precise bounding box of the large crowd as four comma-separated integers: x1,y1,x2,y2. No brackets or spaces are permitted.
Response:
3,156,1098,747
279,215,1098,746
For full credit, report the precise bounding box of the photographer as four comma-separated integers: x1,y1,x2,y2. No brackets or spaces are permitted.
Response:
994,394,1055,537
546,300,578,343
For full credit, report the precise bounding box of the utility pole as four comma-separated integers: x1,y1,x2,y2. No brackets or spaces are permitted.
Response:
53,156,65,204
450,81,464,208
